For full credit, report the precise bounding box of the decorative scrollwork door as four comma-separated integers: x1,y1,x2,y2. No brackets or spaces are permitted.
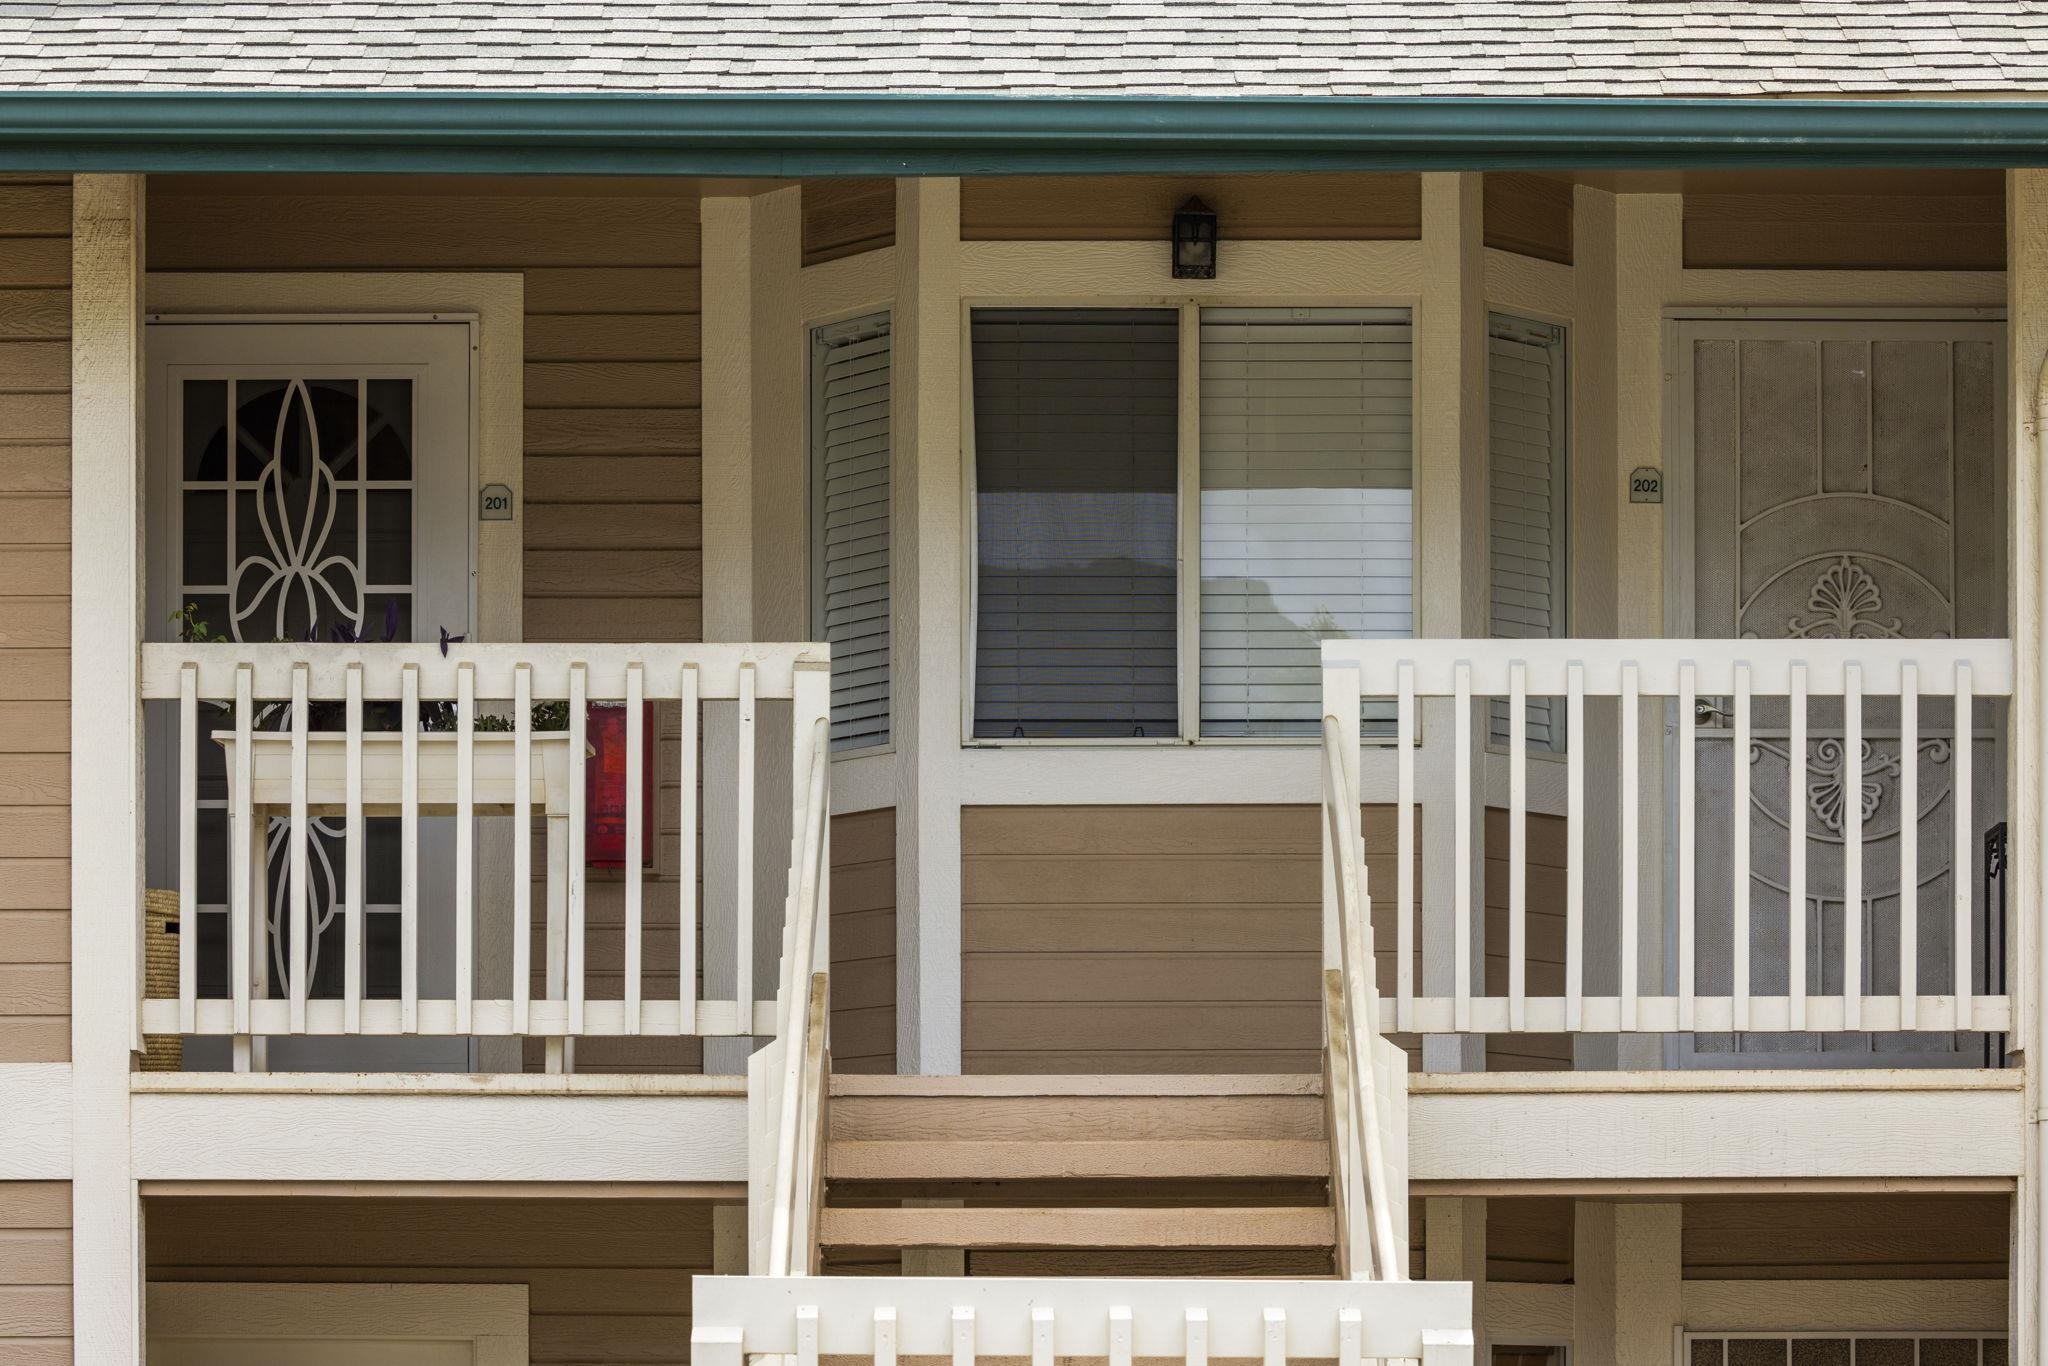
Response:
1682,317,2007,1066
144,321,474,1071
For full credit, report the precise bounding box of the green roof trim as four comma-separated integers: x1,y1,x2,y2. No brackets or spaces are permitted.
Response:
3,92,2048,174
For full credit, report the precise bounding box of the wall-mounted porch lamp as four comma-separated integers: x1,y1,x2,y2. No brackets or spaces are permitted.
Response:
1171,197,1218,279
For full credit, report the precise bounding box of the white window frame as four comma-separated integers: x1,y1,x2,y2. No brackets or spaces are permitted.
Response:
960,293,1423,748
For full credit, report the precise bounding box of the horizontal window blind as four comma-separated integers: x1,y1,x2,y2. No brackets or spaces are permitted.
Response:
1488,312,1567,750
813,313,892,752
1199,307,1414,738
971,308,1180,739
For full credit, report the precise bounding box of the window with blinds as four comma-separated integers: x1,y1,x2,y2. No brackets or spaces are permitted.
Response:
1488,312,1568,750
811,312,892,753
1198,307,1415,738
970,308,1180,739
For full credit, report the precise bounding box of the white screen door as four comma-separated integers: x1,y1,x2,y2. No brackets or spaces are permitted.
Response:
144,321,475,1071
1677,316,2006,1068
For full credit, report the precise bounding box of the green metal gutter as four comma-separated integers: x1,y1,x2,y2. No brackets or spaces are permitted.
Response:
2,92,2048,175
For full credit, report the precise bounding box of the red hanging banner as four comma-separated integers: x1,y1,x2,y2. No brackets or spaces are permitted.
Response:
586,701,655,868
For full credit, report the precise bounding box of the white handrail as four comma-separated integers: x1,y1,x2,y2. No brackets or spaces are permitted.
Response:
765,715,833,1278
1321,715,1404,1282
136,641,831,1054
1320,637,2014,1039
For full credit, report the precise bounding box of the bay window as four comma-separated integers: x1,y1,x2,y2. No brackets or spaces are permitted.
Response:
967,304,1417,742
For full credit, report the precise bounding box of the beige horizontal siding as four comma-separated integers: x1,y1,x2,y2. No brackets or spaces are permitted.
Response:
962,804,1569,1075
0,1182,69,1366
960,173,1422,241
802,180,895,266
145,174,703,650
0,177,68,1067
148,1195,715,1366
830,807,895,1074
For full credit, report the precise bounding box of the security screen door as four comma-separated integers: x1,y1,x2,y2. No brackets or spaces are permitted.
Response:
1680,317,2006,1067
144,321,474,1071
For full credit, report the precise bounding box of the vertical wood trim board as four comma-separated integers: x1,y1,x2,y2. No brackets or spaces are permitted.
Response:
0,176,70,1068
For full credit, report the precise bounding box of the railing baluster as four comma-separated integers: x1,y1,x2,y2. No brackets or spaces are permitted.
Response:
1452,660,1473,1034
1565,661,1584,1033
1263,1307,1287,1366
1395,660,1415,1033
1030,1308,1053,1366
231,663,254,1066
1508,660,1527,1032
289,662,310,1035
1337,1307,1361,1366
513,663,532,1036
1843,662,1863,1031
875,1306,899,1366
1677,660,1695,1031
456,661,475,1036
1898,661,1918,1030
679,663,701,1035
1110,1306,1133,1366
569,662,588,1041
177,663,197,1036
951,1305,975,1366
401,662,420,1034
1789,661,1808,1032
797,1305,819,1366
1620,661,1639,1032
1953,662,1974,1022
345,663,364,1034
1732,662,1751,1033
737,662,757,1033
626,662,644,1034
1186,1307,1210,1366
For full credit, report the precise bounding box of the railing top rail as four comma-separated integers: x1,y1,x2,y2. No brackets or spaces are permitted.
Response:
141,641,831,702
1319,638,2013,696
691,1275,1473,1358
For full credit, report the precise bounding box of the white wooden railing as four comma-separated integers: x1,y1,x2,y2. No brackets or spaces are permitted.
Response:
1320,717,1408,1281
138,642,831,1067
691,1276,1474,1366
750,713,832,1276
1321,639,2014,1038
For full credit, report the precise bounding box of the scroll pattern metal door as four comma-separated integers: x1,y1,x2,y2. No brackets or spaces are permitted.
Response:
1684,319,2005,1066
146,322,473,1070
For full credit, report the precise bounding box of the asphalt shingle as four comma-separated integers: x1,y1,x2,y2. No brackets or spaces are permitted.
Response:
3,1,2048,94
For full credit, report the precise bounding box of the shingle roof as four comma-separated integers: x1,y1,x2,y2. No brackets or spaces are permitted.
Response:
6,1,2048,97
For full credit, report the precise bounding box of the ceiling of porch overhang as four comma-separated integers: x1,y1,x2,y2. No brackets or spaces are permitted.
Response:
6,0,2048,98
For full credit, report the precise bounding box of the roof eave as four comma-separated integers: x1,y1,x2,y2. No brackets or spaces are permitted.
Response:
4,92,2048,175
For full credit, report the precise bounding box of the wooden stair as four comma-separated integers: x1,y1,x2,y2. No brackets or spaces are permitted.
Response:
819,1074,1337,1273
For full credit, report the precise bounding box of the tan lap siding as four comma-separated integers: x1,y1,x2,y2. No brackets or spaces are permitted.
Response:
962,804,1567,1074
146,175,704,645
0,1182,69,1365
802,181,896,267
960,174,1422,241
830,808,896,1074
1682,1194,2010,1280
1682,173,2004,270
149,1195,713,1366
0,177,70,1066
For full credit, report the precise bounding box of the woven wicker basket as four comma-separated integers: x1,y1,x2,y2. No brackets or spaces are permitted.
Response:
142,888,182,1072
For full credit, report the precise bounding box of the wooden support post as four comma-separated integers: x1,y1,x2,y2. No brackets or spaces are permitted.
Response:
1573,1201,1681,1366
71,170,147,1366
1425,1196,1486,1356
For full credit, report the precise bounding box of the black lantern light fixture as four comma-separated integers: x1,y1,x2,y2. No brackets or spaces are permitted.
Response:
1171,196,1218,279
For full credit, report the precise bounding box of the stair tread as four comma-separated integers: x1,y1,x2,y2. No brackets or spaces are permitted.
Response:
816,1205,1335,1250
830,1074,1323,1098
826,1138,1331,1181
830,1094,1325,1144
